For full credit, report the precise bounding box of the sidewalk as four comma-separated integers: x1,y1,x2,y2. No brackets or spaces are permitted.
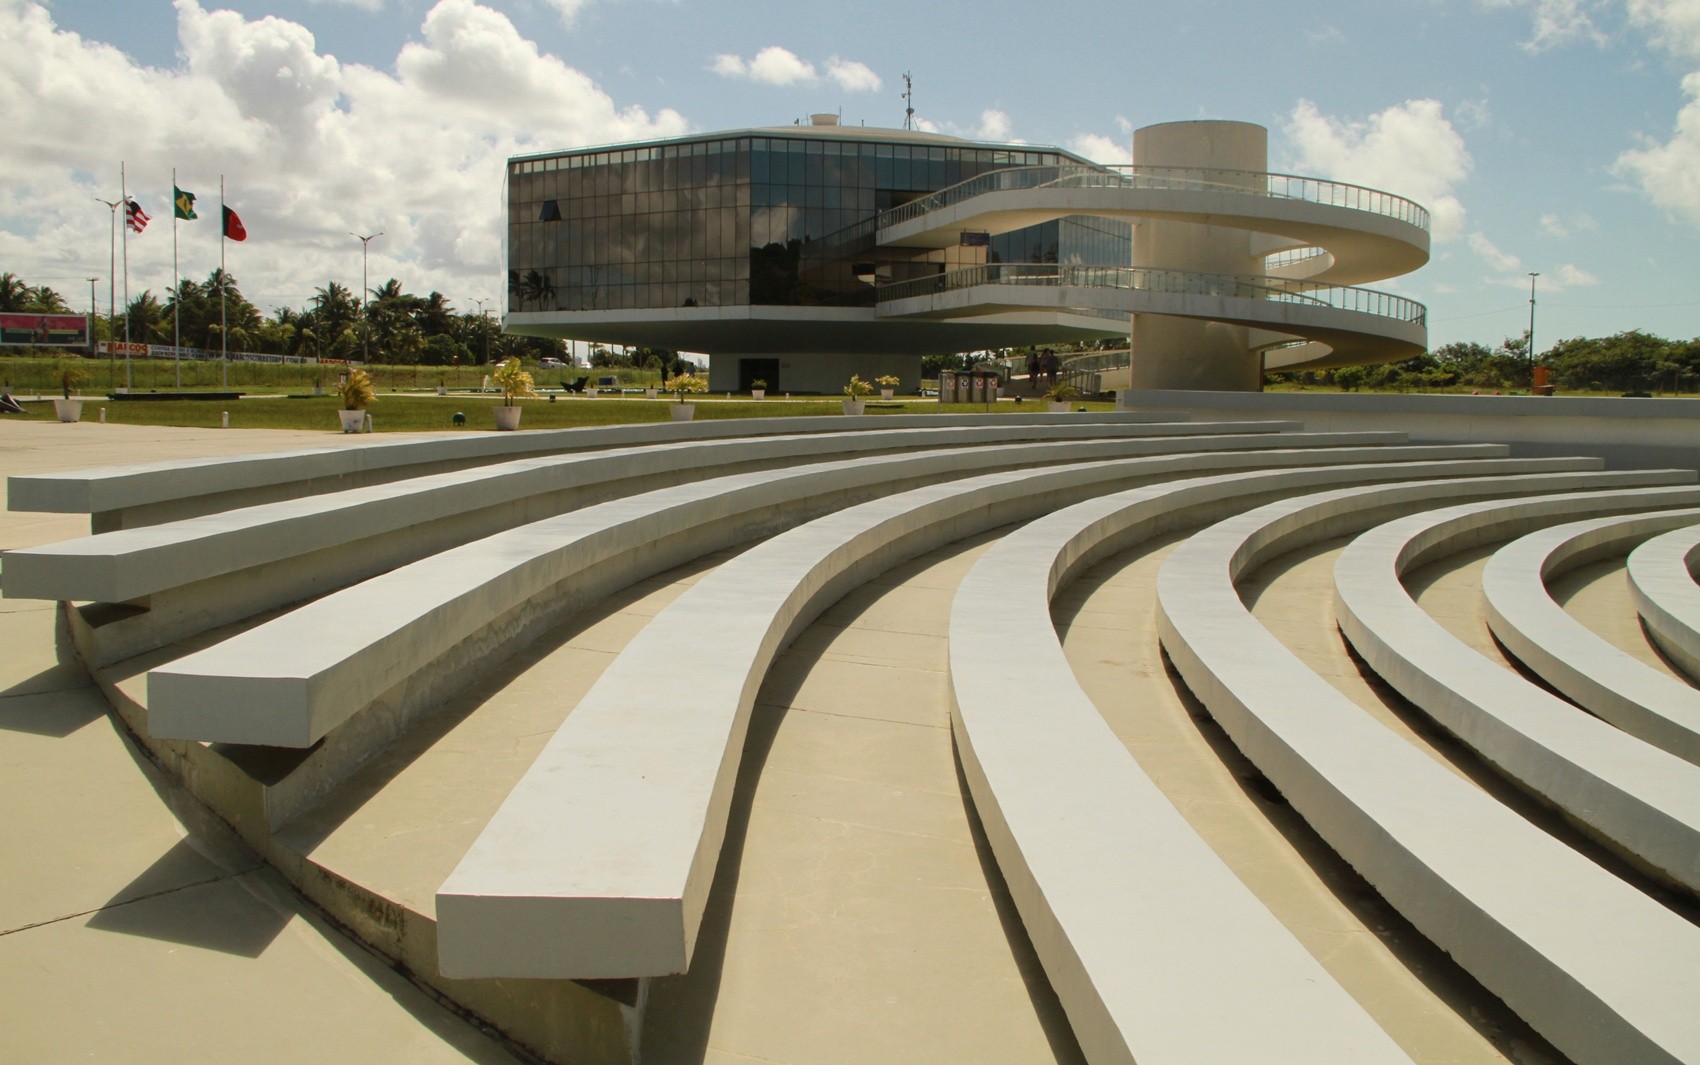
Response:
0,421,517,1064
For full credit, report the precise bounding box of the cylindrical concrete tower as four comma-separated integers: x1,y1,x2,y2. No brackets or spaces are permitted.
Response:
1129,121,1267,391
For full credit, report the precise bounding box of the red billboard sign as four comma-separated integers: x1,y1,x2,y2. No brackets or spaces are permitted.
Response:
0,313,89,347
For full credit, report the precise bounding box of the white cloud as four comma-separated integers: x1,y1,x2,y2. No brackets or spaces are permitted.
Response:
710,46,881,92
974,110,1014,142
1282,98,1473,241
1305,25,1347,47
0,0,686,314
1539,211,1597,236
825,58,880,93
1068,133,1131,166
306,0,383,11
746,45,815,86
1627,0,1700,60
908,109,1023,143
1455,95,1493,130
1469,232,1523,271
540,0,595,24
1554,263,1600,286
1481,0,1610,51
1615,70,1700,225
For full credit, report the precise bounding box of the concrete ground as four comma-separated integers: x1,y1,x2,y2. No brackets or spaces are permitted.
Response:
0,422,517,1065
6,418,1661,1064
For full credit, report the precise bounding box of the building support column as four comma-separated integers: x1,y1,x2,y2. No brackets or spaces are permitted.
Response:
1128,120,1267,392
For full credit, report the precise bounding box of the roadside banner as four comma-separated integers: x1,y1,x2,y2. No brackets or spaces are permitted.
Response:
0,313,90,347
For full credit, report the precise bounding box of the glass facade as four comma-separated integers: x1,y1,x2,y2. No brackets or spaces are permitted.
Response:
506,130,1132,315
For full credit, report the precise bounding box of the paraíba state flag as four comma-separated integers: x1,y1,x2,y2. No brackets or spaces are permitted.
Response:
223,205,246,242
125,198,150,233
174,186,197,220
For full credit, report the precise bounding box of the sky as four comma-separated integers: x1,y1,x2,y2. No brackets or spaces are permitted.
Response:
5,0,1700,354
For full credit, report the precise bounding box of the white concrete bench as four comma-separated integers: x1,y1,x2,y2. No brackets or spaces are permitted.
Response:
6,420,1337,667
6,411,1182,532
139,434,1454,750
1331,484,1700,891
1629,523,1700,684
431,447,1525,985
945,469,1485,1064
1482,509,1700,766
1155,469,1700,1065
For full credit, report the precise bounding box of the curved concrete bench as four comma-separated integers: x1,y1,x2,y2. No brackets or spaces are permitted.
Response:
6,411,1181,532
1156,471,1700,1065
7,420,1336,667
1629,524,1700,684
141,436,1474,751
432,448,1535,986
1482,509,1700,766
1331,484,1700,891
948,472,1442,1064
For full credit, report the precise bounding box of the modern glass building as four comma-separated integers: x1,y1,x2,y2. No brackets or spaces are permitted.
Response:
504,117,1132,392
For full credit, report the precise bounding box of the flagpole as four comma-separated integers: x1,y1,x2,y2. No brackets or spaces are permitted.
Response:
120,161,131,390
172,166,181,389
95,195,120,388
220,175,228,389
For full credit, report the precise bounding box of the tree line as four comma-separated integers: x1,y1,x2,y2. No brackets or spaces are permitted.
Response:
1,270,566,366
1277,331,1700,395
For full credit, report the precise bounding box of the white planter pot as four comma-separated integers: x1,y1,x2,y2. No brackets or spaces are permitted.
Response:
842,399,866,415
751,389,765,401
492,405,523,431
585,387,598,398
1048,400,1072,413
645,388,658,399
669,403,695,421
879,388,894,400
338,408,366,433
53,398,83,423
437,385,448,396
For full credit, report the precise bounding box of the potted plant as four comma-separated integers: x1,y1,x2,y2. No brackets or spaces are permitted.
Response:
436,372,448,397
54,363,90,422
645,355,662,399
491,357,536,430
1044,381,1080,413
750,377,768,401
842,374,873,415
337,367,376,431
874,374,900,400
666,372,707,420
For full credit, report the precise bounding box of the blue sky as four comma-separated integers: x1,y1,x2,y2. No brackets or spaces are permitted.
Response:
7,0,1700,354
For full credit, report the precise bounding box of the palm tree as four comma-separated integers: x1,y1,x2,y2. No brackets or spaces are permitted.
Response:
124,291,167,343
0,272,27,311
26,284,70,313
311,281,359,349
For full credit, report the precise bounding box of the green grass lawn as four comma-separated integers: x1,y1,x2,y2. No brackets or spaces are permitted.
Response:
2,393,1119,432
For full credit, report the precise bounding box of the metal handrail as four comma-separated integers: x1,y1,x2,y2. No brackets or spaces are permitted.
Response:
877,263,1428,327
877,164,1430,233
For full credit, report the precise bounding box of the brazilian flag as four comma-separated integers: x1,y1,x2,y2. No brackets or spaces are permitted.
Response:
174,186,197,220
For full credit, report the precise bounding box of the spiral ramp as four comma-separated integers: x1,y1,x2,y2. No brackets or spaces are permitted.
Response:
873,120,1432,385
7,411,1700,1065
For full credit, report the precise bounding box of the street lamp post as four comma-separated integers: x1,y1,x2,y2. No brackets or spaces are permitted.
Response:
95,197,124,388
87,277,98,359
352,232,382,364
1527,272,1540,389
472,297,491,365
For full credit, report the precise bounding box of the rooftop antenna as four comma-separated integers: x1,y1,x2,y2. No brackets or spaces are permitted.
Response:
902,72,914,130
